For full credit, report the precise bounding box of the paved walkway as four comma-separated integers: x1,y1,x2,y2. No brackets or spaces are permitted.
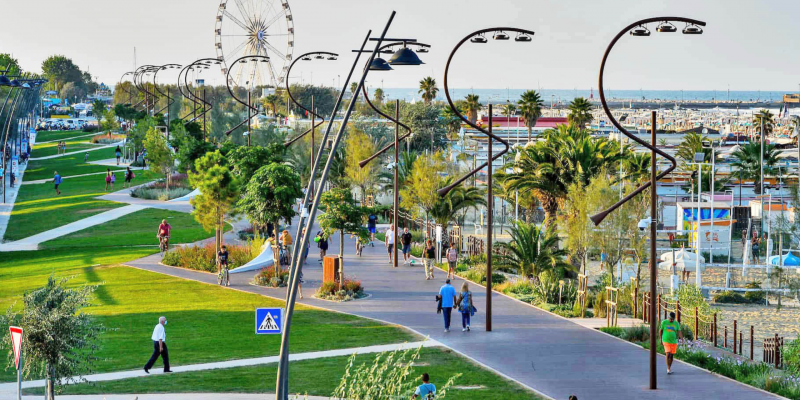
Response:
34,132,99,144
0,341,436,396
125,217,780,400
21,395,330,400
22,169,132,185
0,160,30,241
0,204,147,251
29,142,121,161
89,158,138,168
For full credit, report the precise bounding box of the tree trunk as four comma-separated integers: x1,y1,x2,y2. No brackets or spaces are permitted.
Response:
339,229,345,291
45,363,55,400
539,195,559,228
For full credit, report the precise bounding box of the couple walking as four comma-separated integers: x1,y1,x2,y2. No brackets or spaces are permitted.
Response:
437,279,475,332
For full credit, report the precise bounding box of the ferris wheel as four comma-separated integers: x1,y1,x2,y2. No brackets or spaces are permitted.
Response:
214,0,295,91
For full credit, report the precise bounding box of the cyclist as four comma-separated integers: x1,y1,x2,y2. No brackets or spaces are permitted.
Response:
217,245,230,286
157,219,172,252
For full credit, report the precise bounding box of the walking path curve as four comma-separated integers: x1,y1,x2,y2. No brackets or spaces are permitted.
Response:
29,142,122,161
0,341,437,395
22,169,132,185
124,216,781,400
34,132,100,144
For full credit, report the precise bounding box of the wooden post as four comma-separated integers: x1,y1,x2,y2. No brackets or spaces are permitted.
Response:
739,332,743,355
775,333,780,368
713,313,718,347
724,326,728,349
694,307,699,341
750,326,754,361
676,300,681,323
658,294,662,321
733,320,737,354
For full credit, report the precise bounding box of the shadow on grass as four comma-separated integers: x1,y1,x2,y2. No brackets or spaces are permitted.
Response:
83,266,117,306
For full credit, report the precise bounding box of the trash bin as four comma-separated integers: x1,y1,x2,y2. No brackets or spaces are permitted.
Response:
323,255,341,283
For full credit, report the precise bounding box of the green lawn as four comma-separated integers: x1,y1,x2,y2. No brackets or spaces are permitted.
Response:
5,171,161,241
41,208,215,249
25,146,120,181
0,248,416,383
23,347,538,399
32,138,105,158
35,130,96,142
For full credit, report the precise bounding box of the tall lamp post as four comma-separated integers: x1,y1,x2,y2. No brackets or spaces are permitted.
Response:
356,40,429,269
437,27,534,332
180,58,222,139
133,65,159,115
223,55,266,146
283,51,339,208
276,12,397,399
588,17,706,390
152,63,182,140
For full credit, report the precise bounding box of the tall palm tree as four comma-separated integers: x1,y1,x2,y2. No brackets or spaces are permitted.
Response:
429,177,486,225
418,77,438,104
441,107,462,140
731,141,780,195
675,132,711,165
567,97,593,129
517,90,543,142
753,109,775,138
463,94,481,123
494,221,572,280
263,94,280,116
378,151,417,192
350,82,358,96
373,88,385,104
622,151,651,184
503,102,517,120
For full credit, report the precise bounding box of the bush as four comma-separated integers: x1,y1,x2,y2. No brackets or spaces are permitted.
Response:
531,271,577,306
594,290,607,318
82,125,99,133
713,291,749,304
252,266,289,287
457,264,506,286
162,242,257,272
621,325,650,342
90,133,126,144
744,281,766,304
131,186,192,201
316,277,365,301
600,326,624,337
784,338,800,376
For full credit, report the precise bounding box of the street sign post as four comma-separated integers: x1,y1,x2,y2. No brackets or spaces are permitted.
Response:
255,308,283,335
10,326,23,400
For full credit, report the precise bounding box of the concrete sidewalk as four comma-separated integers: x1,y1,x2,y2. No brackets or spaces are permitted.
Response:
0,204,147,251
0,341,436,396
22,169,131,185
125,216,780,400
34,132,99,144
29,142,121,161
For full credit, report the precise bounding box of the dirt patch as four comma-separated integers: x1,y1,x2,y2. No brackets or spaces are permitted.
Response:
76,208,115,214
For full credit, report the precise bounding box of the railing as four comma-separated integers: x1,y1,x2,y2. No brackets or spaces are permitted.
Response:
605,286,619,327
764,335,784,369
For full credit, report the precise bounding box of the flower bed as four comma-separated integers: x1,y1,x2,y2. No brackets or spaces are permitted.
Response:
90,133,126,144
252,265,290,288
162,241,257,272
315,278,366,302
131,174,192,201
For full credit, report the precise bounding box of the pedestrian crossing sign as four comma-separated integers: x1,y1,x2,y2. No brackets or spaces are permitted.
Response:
255,308,283,334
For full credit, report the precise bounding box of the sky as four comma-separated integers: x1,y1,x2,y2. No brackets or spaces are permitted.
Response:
2,0,800,93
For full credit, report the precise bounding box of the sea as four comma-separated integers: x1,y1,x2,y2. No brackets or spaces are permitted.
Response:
378,88,795,105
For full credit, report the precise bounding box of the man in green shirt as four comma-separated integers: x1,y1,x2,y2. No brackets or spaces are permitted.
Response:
659,311,683,374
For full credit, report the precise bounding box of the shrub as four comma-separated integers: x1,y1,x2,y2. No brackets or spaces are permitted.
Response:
457,264,506,286
621,325,650,342
594,290,607,318
713,291,749,304
744,281,766,304
531,271,577,306
784,338,800,376
316,277,365,301
82,125,99,133
90,133,126,144
252,266,289,287
162,242,257,272
600,326,624,337
130,174,193,200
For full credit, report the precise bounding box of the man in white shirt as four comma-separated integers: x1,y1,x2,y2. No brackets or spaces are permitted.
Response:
385,226,395,265
144,316,171,373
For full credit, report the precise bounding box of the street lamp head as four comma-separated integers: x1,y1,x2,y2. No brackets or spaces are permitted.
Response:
260,58,270,63
630,25,651,36
416,46,429,53
470,34,488,44
514,33,533,42
301,56,312,61
492,31,510,40
656,21,678,33
9,79,19,87
327,55,338,60
314,54,325,59
0,75,10,86
381,47,395,54
389,47,424,66
682,24,703,34
369,57,393,71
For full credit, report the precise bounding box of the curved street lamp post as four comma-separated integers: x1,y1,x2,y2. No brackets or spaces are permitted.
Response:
438,27,535,332
223,55,268,146
588,17,706,390
180,58,222,139
356,41,429,269
152,63,182,140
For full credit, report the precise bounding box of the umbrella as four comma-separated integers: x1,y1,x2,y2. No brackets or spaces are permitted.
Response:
767,252,800,267
659,248,705,272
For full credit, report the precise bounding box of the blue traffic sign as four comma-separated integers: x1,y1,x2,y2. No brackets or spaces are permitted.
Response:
255,308,283,334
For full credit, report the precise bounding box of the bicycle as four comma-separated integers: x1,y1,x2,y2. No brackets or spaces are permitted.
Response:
217,263,229,286
158,235,169,257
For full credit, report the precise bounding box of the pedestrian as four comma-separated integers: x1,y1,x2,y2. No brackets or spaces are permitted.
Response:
411,372,436,399
385,225,395,265
316,231,328,262
115,145,122,165
438,279,457,333
751,236,760,264
741,230,747,247
110,171,116,190
104,168,112,191
62,141,67,153
659,311,683,375
367,212,377,246
53,171,62,195
143,316,172,374
446,245,458,280
8,171,15,188
124,166,134,188
456,281,474,332
423,239,436,280
282,229,293,264
84,151,89,162
401,227,413,265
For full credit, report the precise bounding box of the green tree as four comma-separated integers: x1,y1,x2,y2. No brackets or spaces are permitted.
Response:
495,222,571,280
463,94,480,123
318,188,369,286
0,275,103,400
0,53,21,74
400,151,447,221
238,163,302,235
344,128,378,202
429,177,486,225
753,109,775,138
350,82,358,96
60,82,85,103
404,102,447,151
378,151,417,193
517,90,543,141
100,108,119,133
441,106,462,141
675,132,711,165
143,127,174,195
373,88,385,104
226,143,286,180
567,97,593,129
262,94,280,116
189,150,240,254
563,182,591,274
730,141,780,195
41,55,83,91
418,76,438,104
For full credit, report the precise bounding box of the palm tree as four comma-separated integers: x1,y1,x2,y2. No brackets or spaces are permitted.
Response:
682,165,731,195
441,107,462,140
753,109,775,138
675,132,711,165
517,90,543,142
350,82,358,96
463,94,481,123
418,77,438,104
567,97,593,129
494,222,572,280
378,151,417,192
429,177,486,225
622,151,650,184
373,88,385,104
503,102,517,120
263,94,280,116
731,141,780,195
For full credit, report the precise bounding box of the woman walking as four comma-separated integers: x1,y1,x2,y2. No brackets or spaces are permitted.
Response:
123,167,134,188
104,168,112,191
423,239,436,280
115,145,122,165
456,282,474,332
446,245,458,279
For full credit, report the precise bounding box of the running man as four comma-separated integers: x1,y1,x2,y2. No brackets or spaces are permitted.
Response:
157,219,172,251
367,212,377,246
659,311,683,375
